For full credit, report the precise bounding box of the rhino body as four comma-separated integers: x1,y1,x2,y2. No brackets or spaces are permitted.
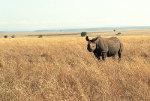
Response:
86,36,123,60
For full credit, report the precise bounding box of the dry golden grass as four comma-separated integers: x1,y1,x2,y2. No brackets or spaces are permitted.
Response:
0,35,150,101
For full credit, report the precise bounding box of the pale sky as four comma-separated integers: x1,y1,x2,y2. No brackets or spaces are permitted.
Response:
0,0,150,31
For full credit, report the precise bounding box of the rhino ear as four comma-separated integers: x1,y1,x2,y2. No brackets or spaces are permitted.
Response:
91,37,98,42
86,36,90,41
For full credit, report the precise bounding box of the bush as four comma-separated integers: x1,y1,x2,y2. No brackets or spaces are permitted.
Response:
116,32,122,35
38,35,43,38
81,32,87,37
11,35,15,38
4,35,8,38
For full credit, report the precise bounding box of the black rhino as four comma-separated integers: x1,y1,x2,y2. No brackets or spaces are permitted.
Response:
86,36,123,60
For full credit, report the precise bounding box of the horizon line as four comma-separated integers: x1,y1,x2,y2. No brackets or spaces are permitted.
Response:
1,25,150,32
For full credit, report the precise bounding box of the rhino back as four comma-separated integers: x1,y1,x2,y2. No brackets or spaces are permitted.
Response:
107,37,122,53
96,37,109,52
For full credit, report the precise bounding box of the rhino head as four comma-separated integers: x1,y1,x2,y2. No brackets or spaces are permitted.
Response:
86,36,98,52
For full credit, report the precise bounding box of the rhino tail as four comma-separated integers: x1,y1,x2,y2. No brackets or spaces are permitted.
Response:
119,42,123,52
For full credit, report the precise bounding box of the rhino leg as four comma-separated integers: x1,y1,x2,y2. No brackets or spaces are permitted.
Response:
93,51,101,60
94,53,101,60
102,52,107,60
112,55,116,59
118,43,123,60
118,51,122,59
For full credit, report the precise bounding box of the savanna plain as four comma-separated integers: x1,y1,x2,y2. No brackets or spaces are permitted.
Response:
0,30,150,101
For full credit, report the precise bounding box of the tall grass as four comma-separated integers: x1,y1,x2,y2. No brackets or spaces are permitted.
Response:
0,36,150,101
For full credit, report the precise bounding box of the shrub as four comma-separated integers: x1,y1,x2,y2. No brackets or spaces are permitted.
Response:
116,32,122,35
81,32,87,37
38,35,43,38
11,35,15,38
4,35,8,38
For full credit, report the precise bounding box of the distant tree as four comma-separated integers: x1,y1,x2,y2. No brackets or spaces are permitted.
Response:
11,35,15,38
4,35,8,38
38,35,43,38
113,29,116,32
81,32,87,37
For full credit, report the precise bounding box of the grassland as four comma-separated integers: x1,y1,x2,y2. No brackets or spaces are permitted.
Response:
0,31,150,101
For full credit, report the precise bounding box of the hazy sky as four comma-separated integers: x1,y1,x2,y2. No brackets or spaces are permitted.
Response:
0,0,150,31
